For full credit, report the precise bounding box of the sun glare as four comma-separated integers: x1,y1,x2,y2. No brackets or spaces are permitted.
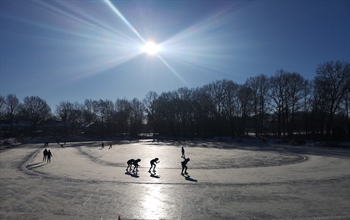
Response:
143,41,160,55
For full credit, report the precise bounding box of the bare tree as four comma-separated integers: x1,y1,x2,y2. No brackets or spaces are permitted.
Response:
129,98,145,136
270,70,290,136
175,87,193,136
301,80,313,135
96,99,114,137
155,91,177,136
20,96,51,136
82,99,98,125
207,80,227,136
192,86,215,137
115,98,132,135
221,80,240,136
143,91,158,134
314,61,350,136
0,95,6,120
344,89,350,139
286,72,307,136
56,101,83,138
246,74,270,136
6,94,20,136
0,95,5,135
238,84,254,135
270,71,307,136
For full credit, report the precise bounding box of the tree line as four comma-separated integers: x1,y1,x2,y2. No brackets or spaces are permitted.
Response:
1,61,349,141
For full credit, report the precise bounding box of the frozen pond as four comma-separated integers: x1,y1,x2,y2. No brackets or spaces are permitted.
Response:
0,140,349,219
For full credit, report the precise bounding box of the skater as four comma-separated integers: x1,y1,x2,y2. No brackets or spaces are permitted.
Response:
132,159,141,173
47,150,53,163
148,158,160,173
181,157,190,175
109,144,112,149
181,147,185,158
43,149,48,162
101,142,104,149
126,159,134,172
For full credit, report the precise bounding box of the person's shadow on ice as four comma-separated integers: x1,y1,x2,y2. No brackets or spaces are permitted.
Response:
26,162,47,170
185,176,197,182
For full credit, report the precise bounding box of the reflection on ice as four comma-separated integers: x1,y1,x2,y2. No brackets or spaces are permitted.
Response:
141,185,164,219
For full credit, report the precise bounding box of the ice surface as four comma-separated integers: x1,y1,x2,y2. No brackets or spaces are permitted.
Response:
0,140,349,219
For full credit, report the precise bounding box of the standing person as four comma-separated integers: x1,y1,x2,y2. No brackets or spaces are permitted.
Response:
181,158,190,175
47,150,53,163
181,147,185,158
43,149,48,162
101,142,104,149
109,143,112,149
132,159,141,173
126,159,134,172
148,158,160,173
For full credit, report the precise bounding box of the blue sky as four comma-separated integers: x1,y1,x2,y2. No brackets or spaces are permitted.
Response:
1,0,349,110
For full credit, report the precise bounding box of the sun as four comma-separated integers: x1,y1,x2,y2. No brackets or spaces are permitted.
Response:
142,41,160,55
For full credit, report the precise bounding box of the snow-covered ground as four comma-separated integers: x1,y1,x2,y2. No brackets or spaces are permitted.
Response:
0,140,349,219
0,138,21,150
